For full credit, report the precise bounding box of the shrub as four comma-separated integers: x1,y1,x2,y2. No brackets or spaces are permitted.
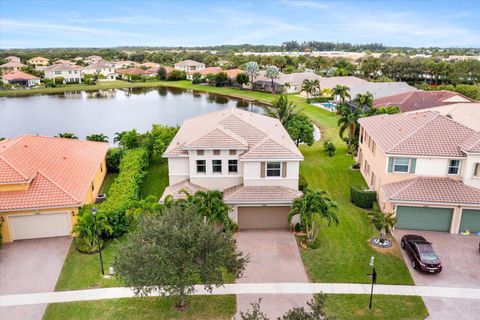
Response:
294,222,303,233
350,185,377,209
323,140,336,157
310,96,332,103
298,174,308,192
352,162,361,169
168,69,187,81
106,148,125,172
192,72,202,84
73,208,111,253
54,77,64,84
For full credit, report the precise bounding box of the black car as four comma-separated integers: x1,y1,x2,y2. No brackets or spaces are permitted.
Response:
401,234,442,273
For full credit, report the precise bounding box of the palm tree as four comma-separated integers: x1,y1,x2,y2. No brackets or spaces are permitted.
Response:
113,131,126,144
353,92,374,112
244,61,260,88
86,133,109,143
331,85,351,104
194,190,234,230
288,188,339,245
264,95,297,125
265,65,280,93
127,195,164,220
365,106,400,116
301,79,320,102
56,132,78,139
338,107,362,153
367,208,397,244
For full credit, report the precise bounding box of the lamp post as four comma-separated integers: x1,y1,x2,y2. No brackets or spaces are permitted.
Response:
91,207,104,275
368,256,377,309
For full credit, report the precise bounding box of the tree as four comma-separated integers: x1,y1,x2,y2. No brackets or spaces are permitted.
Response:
331,85,351,104
365,106,400,116
264,95,297,125
168,69,186,81
367,204,397,244
286,113,314,146
288,188,339,245
301,79,320,102
157,67,167,80
236,72,249,89
148,124,179,157
117,129,142,149
113,131,126,144
215,71,228,86
126,195,164,222
338,107,361,153
353,92,374,112
191,190,234,231
54,76,65,84
73,208,112,253
192,72,202,84
92,72,105,84
244,61,260,86
360,57,381,79
86,133,109,142
323,140,336,157
265,65,280,93
114,205,247,309
56,132,78,139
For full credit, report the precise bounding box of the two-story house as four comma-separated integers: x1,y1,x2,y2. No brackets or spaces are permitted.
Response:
27,56,50,66
161,108,303,229
174,59,206,79
82,61,116,81
44,64,82,83
358,111,480,234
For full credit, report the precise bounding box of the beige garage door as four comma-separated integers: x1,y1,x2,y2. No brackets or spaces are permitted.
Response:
238,206,290,229
9,212,71,240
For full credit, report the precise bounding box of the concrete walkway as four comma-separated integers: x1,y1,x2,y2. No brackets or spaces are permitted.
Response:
1,283,480,307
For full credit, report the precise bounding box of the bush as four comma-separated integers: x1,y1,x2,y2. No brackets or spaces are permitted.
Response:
294,222,303,233
106,148,125,172
352,162,361,169
350,185,377,209
54,76,64,84
310,96,332,103
299,174,308,192
192,72,203,84
168,69,187,81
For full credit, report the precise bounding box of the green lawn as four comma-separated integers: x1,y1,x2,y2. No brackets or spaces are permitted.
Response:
44,295,236,320
324,295,428,320
99,172,118,195
141,154,169,199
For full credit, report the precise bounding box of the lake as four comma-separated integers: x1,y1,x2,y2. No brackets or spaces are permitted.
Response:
0,87,267,143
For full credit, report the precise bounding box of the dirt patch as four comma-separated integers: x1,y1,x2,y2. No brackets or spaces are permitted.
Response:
368,237,403,257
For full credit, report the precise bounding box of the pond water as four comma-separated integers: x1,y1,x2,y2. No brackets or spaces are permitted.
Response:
0,87,267,143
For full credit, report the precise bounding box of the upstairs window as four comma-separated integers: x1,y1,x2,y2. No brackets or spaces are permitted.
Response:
474,163,480,178
448,160,460,175
197,150,204,156
388,157,415,173
212,160,222,173
196,160,206,173
266,162,281,177
229,150,236,155
228,160,238,173
213,150,221,156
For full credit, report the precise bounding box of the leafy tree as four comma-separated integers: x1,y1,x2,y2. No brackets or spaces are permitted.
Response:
168,69,187,81
56,132,78,139
148,124,179,158
323,140,336,157
117,129,142,149
54,76,65,84
236,72,249,89
289,188,339,245
106,148,124,172
367,204,397,244
265,65,280,93
264,95,297,125
353,93,374,111
240,299,269,320
92,72,105,84
86,133,109,142
114,205,247,309
338,106,362,154
331,85,351,104
113,131,126,144
215,71,229,86
360,56,381,79
286,113,314,146
157,67,167,80
192,72,202,84
244,61,260,85
301,79,320,102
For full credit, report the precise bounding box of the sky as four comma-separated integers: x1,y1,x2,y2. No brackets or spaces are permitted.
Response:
1,0,479,49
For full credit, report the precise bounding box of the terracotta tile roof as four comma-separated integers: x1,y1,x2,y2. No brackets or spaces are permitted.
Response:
141,62,159,68
164,108,303,160
460,132,480,153
241,138,301,159
374,90,476,112
174,59,205,67
115,67,146,75
417,103,480,131
382,177,480,205
0,61,25,68
224,69,243,79
159,179,207,202
358,111,476,157
195,67,222,75
28,56,49,62
0,135,108,211
44,64,81,71
2,71,40,81
223,184,302,204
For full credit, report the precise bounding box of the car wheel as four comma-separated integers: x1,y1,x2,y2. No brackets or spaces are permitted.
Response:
412,260,416,269
401,240,405,249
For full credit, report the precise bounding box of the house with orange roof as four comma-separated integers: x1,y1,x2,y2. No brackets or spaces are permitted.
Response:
27,56,49,66
2,71,40,87
357,111,480,234
0,61,26,73
0,135,108,242
162,108,303,229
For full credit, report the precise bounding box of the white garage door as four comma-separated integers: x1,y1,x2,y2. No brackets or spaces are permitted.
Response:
9,212,71,240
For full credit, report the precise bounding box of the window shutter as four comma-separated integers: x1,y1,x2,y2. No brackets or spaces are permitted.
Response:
387,158,394,173
410,158,416,174
282,162,287,177
260,162,265,178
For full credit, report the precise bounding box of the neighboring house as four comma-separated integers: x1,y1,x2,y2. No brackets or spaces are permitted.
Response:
254,71,321,93
318,76,369,91
115,67,155,79
44,64,82,83
141,62,159,69
357,111,480,234
193,67,223,80
27,56,49,66
5,56,21,63
112,60,138,69
174,60,206,73
2,71,41,87
53,59,76,65
349,82,417,100
414,103,480,131
82,61,116,81
373,90,476,113
0,135,108,242
0,61,26,73
85,55,103,64
162,108,304,229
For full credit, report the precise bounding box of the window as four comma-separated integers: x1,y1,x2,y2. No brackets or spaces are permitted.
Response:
229,150,236,155
266,162,281,177
196,150,204,156
212,160,222,173
213,150,220,155
448,160,460,175
100,163,103,173
91,182,95,192
196,160,206,173
228,160,238,173
474,163,480,178
393,158,410,173
54,71,61,75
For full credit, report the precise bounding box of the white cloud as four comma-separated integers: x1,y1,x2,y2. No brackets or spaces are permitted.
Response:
281,0,330,10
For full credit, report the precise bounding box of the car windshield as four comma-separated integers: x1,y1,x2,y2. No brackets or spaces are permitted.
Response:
417,243,438,261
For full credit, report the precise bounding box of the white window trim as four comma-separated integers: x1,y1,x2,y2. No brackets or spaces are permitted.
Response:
473,163,480,179
196,160,206,174
266,161,282,178
392,157,410,174
447,159,461,176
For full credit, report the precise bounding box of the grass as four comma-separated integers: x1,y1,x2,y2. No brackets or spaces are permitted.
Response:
99,172,118,195
141,154,169,199
324,294,428,320
44,295,236,320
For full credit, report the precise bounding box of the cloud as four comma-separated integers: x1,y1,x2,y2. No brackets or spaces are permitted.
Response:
281,0,330,10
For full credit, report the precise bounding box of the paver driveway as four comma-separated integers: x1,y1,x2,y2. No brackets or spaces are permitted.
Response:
0,236,72,320
394,230,480,320
235,230,312,318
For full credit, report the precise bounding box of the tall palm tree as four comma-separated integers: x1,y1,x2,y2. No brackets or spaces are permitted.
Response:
288,188,339,244
56,132,78,139
265,65,280,93
264,95,297,125
301,79,320,102
86,133,109,142
338,107,362,153
353,92,374,112
331,85,351,104
113,131,126,144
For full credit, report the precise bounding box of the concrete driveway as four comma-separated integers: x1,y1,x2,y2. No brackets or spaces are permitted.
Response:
394,230,480,319
0,236,72,320
235,230,312,318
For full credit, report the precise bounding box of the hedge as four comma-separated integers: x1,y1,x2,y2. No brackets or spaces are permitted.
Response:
350,185,377,209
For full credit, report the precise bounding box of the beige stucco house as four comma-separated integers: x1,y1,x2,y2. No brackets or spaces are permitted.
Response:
358,111,480,234
27,56,49,66
174,60,206,79
44,64,82,83
161,108,303,229
82,61,116,81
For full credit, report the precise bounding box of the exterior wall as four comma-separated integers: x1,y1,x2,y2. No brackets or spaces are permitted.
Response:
28,58,49,66
0,207,78,243
174,64,205,72
83,158,107,204
242,160,299,189
463,154,480,189
82,67,115,80
45,69,82,83
168,157,190,184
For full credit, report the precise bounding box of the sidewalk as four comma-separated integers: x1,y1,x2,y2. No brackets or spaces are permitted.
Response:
1,283,480,307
